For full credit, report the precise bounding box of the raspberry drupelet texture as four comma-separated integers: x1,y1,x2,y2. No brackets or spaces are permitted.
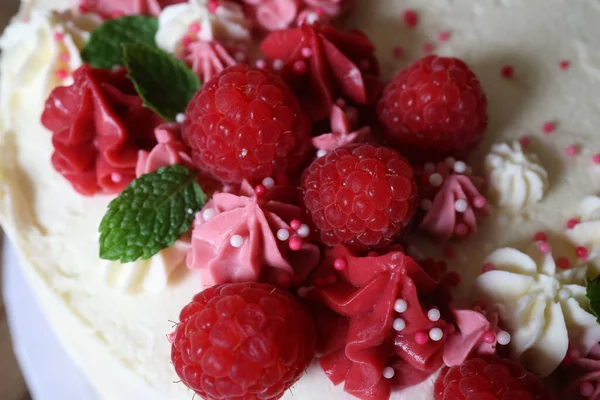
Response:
182,65,311,184
171,282,316,400
377,55,488,163
301,144,418,251
434,355,553,400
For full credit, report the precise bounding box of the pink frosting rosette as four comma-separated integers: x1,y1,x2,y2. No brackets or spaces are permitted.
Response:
176,40,247,85
136,123,194,177
311,100,371,153
187,180,320,288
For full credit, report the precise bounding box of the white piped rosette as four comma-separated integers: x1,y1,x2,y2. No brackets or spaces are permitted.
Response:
474,246,600,377
484,140,549,209
566,195,600,269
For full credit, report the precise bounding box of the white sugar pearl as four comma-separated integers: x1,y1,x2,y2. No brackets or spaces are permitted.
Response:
454,199,468,213
230,235,244,248
394,299,408,313
429,327,444,342
175,113,186,123
445,157,456,166
393,318,406,331
316,149,328,158
202,208,217,221
559,288,572,301
273,59,284,70
497,331,511,345
262,177,275,189
424,163,436,173
453,161,467,174
421,199,433,211
277,229,290,241
297,224,311,238
427,309,441,322
429,173,443,187
306,12,319,24
382,367,395,379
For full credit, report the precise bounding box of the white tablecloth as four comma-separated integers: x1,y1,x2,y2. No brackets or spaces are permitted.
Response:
2,240,97,400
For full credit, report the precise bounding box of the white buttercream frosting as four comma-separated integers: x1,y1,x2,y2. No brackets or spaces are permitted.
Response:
0,8,100,130
474,246,600,377
566,195,600,269
484,140,549,210
155,0,250,53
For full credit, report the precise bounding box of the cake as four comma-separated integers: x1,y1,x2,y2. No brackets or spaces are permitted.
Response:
1,0,600,399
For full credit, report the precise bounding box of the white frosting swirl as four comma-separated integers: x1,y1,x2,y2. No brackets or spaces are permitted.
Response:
0,8,100,130
155,0,250,53
484,140,549,209
474,246,600,377
566,195,600,267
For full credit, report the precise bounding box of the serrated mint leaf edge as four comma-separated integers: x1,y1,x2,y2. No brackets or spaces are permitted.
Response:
81,15,159,69
122,43,201,122
98,165,205,263
586,276,600,324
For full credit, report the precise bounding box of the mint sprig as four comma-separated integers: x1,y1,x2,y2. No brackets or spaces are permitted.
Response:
99,165,205,263
82,16,158,69
123,43,201,122
586,275,600,323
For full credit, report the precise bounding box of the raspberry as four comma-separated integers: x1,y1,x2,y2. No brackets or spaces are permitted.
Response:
301,144,418,251
434,355,553,400
171,282,316,400
377,55,488,162
182,65,311,184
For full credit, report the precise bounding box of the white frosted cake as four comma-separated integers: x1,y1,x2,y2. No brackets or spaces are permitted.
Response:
1,0,600,400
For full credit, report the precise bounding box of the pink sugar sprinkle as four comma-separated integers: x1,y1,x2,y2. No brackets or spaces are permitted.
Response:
181,36,194,47
289,237,302,251
519,136,530,149
556,257,570,270
537,241,551,254
59,52,71,63
414,332,429,345
315,7,325,16
53,31,64,42
293,60,307,74
455,223,469,237
392,46,404,59
254,184,266,197
333,258,347,271
55,69,69,80
443,245,455,259
403,9,419,28
422,42,435,54
565,145,580,157
534,232,547,242
483,331,496,344
301,47,313,58
473,196,487,209
290,219,302,231
576,246,589,259
255,59,267,69
559,60,571,70
481,263,494,273
438,31,451,42
207,0,219,13
542,121,556,134
593,154,600,164
500,65,514,78
188,22,201,33
567,218,580,229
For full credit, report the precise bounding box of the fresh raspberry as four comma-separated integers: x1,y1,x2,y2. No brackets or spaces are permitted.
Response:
182,65,311,184
434,355,553,400
301,144,418,251
377,55,488,163
171,282,316,400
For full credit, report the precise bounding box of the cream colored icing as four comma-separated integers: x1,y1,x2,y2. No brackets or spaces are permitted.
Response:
1,0,600,399
566,195,600,271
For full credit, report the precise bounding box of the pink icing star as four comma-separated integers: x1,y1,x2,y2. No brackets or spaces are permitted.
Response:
177,40,246,84
311,101,372,152
562,344,600,399
135,123,194,177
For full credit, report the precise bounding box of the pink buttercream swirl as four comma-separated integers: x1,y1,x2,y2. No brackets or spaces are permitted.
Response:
187,181,320,288
417,160,490,242
561,344,600,400
78,0,184,18
308,245,451,400
311,100,371,152
136,123,194,177
176,40,247,84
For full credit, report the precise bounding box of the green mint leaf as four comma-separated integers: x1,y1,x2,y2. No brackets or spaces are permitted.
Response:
99,165,206,263
81,15,158,69
123,43,201,122
586,275,600,323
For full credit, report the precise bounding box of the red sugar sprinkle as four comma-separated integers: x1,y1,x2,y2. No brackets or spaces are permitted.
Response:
556,257,570,270
533,232,547,242
188,22,201,33
254,184,266,197
422,42,435,54
593,154,600,164
537,241,551,254
207,0,219,13
443,245,455,259
392,46,404,59
576,246,589,259
559,60,571,70
438,31,451,42
414,332,429,345
59,52,70,63
53,32,64,42
333,258,347,271
289,237,303,251
519,136,530,149
403,9,419,28
481,263,494,273
565,145,580,157
567,218,580,229
181,36,194,47
445,272,461,287
500,65,514,78
292,60,307,74
483,331,496,344
55,69,69,80
542,121,557,134
290,219,302,231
